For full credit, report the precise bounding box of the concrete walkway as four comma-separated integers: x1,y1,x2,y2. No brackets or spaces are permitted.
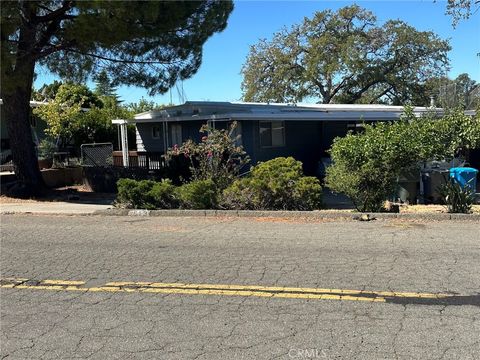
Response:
0,201,113,215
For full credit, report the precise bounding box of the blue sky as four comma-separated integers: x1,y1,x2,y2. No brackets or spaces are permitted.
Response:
34,0,480,105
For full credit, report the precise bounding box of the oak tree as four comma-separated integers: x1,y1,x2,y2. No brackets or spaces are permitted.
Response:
241,5,451,105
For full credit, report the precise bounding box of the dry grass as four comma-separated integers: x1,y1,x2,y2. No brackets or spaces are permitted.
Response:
0,185,114,204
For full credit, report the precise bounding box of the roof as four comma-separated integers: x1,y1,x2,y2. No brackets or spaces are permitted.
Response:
0,99,48,107
132,101,446,123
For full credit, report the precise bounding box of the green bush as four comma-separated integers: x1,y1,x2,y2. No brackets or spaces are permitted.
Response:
176,179,218,209
221,157,322,210
326,108,480,212
37,138,57,160
438,178,475,213
116,178,177,209
148,180,178,209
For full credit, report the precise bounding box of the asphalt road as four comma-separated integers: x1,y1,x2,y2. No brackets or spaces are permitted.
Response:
1,214,479,359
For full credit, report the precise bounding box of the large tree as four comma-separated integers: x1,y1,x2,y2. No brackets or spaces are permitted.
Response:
1,0,233,196
241,5,451,105
445,0,480,26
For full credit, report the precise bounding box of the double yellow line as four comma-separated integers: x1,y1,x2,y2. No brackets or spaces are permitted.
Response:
0,278,453,303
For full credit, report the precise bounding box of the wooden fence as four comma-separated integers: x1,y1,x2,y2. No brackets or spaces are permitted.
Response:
112,151,167,170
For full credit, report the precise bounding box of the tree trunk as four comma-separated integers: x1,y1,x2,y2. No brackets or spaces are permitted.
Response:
3,80,45,197
2,7,45,197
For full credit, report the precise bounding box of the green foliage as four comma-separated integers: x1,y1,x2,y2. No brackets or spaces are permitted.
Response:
446,0,479,27
168,122,250,190
116,178,177,210
37,138,57,160
1,1,233,195
2,1,233,95
438,178,475,213
34,82,132,148
326,108,480,212
148,180,179,209
221,157,322,210
175,179,218,209
32,81,63,101
125,98,167,114
241,5,450,105
424,74,479,110
94,70,117,97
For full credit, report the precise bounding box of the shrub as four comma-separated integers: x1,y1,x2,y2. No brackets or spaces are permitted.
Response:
167,122,250,190
37,138,57,160
325,108,480,212
116,178,177,209
176,179,218,209
221,157,322,210
438,178,475,213
148,180,178,209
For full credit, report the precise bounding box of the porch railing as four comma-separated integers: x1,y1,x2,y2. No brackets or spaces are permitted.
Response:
113,151,167,170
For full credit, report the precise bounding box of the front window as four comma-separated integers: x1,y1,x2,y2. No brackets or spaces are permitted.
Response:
231,121,242,146
170,123,182,146
152,125,161,139
259,121,285,147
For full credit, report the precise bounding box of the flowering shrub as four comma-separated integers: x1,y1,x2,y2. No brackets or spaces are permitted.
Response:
168,122,250,190
221,157,322,210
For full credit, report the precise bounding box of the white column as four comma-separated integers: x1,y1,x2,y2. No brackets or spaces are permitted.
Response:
120,122,129,167
112,119,129,167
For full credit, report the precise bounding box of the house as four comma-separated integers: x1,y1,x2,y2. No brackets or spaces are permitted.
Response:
117,101,442,175
0,99,49,163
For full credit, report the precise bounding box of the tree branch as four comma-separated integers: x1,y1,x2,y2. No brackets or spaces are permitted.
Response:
34,1,74,23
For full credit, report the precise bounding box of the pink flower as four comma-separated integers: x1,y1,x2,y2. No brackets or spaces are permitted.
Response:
202,136,208,141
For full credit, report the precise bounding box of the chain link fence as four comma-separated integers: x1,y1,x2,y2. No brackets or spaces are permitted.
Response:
81,143,113,167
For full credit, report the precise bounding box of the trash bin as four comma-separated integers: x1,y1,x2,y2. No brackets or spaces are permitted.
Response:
449,167,478,194
421,169,449,204
396,168,419,203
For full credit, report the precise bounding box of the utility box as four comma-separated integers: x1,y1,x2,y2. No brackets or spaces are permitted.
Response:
449,167,478,194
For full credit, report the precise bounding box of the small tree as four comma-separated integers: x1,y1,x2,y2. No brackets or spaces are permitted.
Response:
168,122,250,190
34,83,130,149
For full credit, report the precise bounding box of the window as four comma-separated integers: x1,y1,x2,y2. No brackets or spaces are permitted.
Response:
231,121,242,146
259,121,285,147
170,123,182,145
347,122,365,134
152,125,161,139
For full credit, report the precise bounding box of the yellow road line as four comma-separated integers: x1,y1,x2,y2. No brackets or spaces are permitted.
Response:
0,278,453,303
104,281,451,299
41,279,86,286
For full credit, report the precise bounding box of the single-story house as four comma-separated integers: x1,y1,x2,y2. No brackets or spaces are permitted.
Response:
116,101,447,175
0,99,49,163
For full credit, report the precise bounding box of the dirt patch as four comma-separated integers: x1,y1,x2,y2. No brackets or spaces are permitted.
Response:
252,216,348,224
399,204,480,214
0,185,114,204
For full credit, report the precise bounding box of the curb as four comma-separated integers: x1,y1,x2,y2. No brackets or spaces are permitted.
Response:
92,208,480,222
